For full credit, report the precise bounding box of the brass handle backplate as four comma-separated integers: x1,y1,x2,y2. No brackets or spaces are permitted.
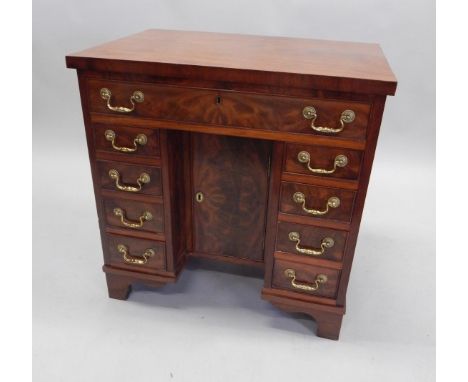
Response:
297,151,348,174
108,169,150,192
117,244,155,265
105,129,147,153
284,269,328,292
113,208,153,228
293,192,340,216
100,88,144,113
303,106,355,134
288,232,334,256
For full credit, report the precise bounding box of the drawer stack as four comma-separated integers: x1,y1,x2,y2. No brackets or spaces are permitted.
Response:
92,123,167,275
268,100,369,305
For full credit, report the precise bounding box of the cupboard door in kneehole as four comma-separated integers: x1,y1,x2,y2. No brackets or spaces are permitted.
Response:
192,133,271,261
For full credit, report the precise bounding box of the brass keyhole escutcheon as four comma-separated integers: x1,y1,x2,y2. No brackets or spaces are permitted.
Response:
195,192,204,203
215,95,222,105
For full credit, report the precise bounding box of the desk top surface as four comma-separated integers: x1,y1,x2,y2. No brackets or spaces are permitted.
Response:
66,29,397,95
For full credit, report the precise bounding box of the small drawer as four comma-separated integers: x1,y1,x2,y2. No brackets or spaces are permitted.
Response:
276,221,347,262
272,256,339,298
105,234,166,272
97,160,162,196
280,182,356,222
284,144,362,180
93,124,160,157
278,99,370,141
87,78,370,140
103,197,164,233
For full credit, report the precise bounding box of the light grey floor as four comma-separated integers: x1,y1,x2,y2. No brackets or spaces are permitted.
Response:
33,142,435,381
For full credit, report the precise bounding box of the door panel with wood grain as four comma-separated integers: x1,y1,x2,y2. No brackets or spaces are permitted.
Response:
192,134,271,261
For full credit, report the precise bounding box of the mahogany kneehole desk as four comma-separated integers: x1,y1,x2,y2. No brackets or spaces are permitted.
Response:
66,29,397,340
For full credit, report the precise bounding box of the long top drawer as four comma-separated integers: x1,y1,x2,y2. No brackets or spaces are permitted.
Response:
87,79,371,141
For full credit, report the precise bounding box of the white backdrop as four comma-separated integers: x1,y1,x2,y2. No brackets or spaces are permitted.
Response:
33,1,435,381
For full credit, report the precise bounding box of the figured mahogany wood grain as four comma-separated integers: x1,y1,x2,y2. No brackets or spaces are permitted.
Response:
87,78,370,141
66,29,397,95
102,197,164,234
93,124,160,158
280,182,356,223
276,221,348,262
96,160,162,196
105,234,166,273
192,134,271,261
284,144,363,181
272,257,340,299
91,113,367,150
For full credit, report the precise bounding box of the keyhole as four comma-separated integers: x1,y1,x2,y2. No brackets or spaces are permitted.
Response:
215,95,222,105
195,192,204,203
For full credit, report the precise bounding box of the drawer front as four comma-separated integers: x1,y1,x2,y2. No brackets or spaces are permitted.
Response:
106,234,166,272
93,124,160,158
276,221,347,262
103,197,164,233
87,79,370,140
280,182,356,222
97,160,162,196
284,144,362,180
272,257,339,298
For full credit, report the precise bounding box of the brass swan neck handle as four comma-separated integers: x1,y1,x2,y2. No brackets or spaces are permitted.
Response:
117,244,155,265
100,88,144,113
105,129,147,153
284,269,328,292
108,169,150,193
288,232,334,256
113,208,153,228
292,192,340,216
297,151,348,174
303,106,355,134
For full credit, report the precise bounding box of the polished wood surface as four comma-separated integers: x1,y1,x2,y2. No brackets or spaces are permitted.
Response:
280,182,356,222
67,29,397,95
276,221,348,262
86,78,370,140
192,134,271,261
96,160,162,196
160,130,188,274
283,144,363,180
103,197,164,234
68,29,397,340
91,112,368,150
272,256,340,298
262,287,344,340
93,124,160,158
105,234,166,272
